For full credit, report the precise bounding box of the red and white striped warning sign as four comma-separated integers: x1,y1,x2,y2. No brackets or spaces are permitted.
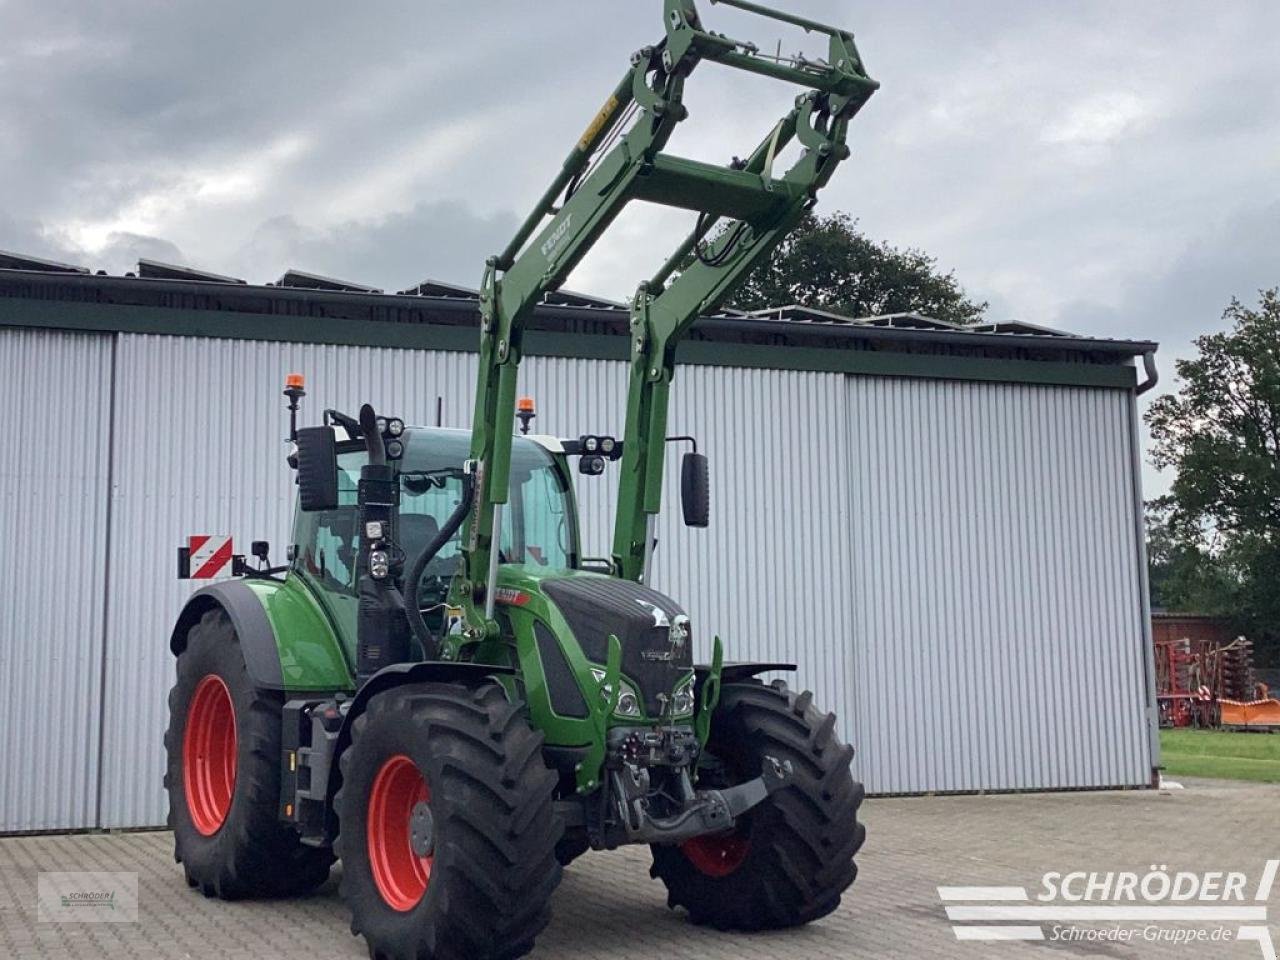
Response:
187,535,234,579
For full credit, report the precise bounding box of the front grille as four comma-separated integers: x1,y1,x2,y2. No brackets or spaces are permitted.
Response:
541,576,692,717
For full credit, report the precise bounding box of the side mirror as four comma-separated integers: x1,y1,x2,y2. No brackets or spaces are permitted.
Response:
296,426,339,511
680,452,709,528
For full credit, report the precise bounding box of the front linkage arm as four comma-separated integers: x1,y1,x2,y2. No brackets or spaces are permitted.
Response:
454,0,877,644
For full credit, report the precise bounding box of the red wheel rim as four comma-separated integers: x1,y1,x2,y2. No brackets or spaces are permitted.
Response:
367,755,433,911
680,832,751,878
182,674,237,836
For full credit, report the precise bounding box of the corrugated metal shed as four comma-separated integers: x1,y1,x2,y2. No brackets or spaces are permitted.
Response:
0,268,1160,830
844,378,1152,792
0,328,113,831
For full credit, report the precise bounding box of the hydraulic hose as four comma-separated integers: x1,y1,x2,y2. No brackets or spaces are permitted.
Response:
405,471,475,658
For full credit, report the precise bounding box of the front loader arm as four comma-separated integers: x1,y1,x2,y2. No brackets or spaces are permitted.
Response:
610,85,871,580
460,48,688,642
457,0,877,643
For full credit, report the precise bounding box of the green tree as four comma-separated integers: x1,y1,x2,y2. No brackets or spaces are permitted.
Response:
725,211,988,324
1145,505,1236,613
1146,288,1280,664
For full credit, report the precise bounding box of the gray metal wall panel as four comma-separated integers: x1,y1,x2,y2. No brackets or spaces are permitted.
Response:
101,336,482,828
99,336,857,826
95,333,1150,826
844,377,1152,794
0,328,112,831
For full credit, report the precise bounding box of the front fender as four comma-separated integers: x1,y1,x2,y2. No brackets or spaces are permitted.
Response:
170,577,353,692
326,661,516,804
694,661,795,684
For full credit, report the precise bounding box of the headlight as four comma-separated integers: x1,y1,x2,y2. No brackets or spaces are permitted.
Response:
369,550,390,579
616,689,641,718
591,668,643,718
672,674,696,717
387,418,405,437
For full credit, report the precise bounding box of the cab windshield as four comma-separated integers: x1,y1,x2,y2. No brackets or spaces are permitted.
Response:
293,430,577,597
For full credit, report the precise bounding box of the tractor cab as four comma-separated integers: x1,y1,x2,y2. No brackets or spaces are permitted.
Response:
290,426,581,660
288,404,708,778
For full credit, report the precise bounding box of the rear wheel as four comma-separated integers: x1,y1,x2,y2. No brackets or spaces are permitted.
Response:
336,681,562,960
165,607,333,898
650,679,865,929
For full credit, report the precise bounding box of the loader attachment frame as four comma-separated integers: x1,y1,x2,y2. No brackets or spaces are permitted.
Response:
454,0,877,647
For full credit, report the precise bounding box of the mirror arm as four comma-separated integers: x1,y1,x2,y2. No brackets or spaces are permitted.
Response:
666,434,698,453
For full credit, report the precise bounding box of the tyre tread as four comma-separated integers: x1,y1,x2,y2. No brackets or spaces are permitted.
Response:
650,679,865,930
336,681,561,960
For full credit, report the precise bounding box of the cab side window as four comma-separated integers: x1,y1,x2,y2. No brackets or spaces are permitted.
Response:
293,452,362,594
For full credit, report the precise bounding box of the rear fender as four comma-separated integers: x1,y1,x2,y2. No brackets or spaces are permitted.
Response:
169,578,352,692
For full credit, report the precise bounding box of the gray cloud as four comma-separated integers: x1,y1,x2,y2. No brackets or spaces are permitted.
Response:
1055,200,1280,355
1,0,1276,349
233,201,518,290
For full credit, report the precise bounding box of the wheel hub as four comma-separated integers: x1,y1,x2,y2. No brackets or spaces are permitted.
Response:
680,831,752,877
410,801,435,857
367,754,433,912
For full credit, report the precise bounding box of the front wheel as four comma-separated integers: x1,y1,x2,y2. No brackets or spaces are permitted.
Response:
650,679,866,929
336,681,563,960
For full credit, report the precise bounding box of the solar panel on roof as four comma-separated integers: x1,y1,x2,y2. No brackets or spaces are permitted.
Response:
0,250,89,274
398,279,480,299
748,305,863,324
277,269,382,293
137,259,245,284
542,288,624,309
861,312,961,331
970,320,1073,337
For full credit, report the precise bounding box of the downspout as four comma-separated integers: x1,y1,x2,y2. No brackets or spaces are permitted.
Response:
1135,350,1159,395
1127,349,1161,783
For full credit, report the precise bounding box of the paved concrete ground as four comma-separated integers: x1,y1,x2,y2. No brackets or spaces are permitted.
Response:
1,778,1276,960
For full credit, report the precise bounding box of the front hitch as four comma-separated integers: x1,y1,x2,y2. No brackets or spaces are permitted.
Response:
613,754,792,845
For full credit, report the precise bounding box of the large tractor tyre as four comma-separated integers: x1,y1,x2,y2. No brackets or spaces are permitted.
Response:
164,608,333,899
650,679,865,930
555,831,591,867
335,681,563,960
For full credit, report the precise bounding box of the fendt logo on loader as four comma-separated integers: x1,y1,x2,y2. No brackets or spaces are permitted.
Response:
540,214,572,261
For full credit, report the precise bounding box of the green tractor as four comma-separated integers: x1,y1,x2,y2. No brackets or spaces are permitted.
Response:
165,2,876,957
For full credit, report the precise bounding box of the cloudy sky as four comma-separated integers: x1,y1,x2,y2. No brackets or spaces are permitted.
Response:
3,0,1278,487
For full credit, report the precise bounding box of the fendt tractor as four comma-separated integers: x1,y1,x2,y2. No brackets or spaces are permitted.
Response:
165,3,877,958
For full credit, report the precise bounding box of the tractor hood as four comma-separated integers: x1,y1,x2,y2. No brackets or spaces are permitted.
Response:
540,575,692,717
